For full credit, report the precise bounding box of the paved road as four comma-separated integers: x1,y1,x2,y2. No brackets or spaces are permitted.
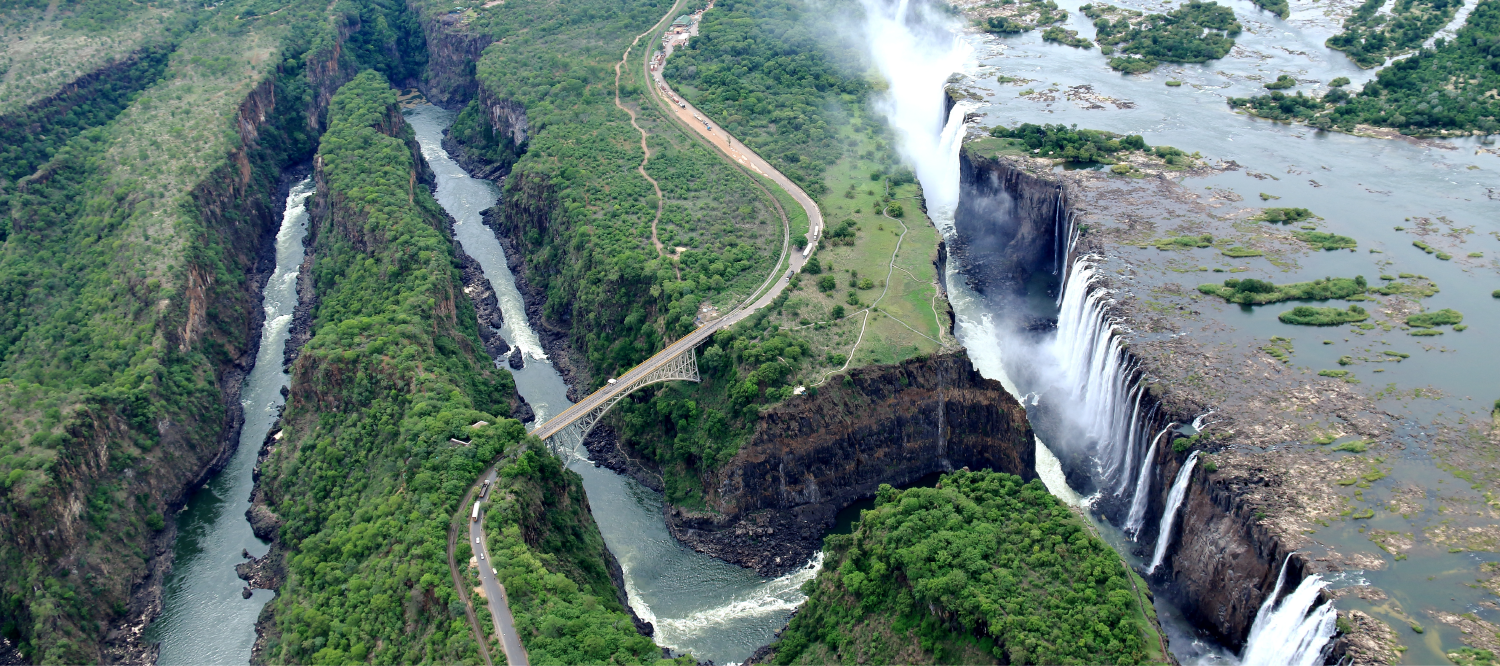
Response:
533,5,826,443
469,469,530,666
461,1,830,657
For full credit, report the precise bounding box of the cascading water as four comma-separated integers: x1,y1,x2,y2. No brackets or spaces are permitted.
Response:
1240,555,1338,666
1048,259,1154,494
148,178,313,663
1146,451,1198,575
1123,422,1175,538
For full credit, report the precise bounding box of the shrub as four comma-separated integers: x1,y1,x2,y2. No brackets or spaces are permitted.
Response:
989,123,1149,162
1319,369,1351,378
1154,234,1213,249
1407,308,1463,328
1264,74,1298,89
1256,207,1317,223
1199,276,1366,304
1329,76,1351,87
1294,230,1358,250
830,305,845,319
1279,304,1369,326
817,275,837,292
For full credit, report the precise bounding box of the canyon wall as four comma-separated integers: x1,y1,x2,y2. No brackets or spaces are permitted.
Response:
947,149,1068,305
952,149,1321,652
667,352,1036,576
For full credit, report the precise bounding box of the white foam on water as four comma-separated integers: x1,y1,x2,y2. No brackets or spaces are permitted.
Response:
1147,451,1199,574
1241,555,1337,666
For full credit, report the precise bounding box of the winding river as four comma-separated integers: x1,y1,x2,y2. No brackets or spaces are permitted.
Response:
405,104,820,665
146,179,312,664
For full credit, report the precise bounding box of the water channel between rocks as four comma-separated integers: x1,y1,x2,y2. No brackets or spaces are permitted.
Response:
405,104,820,666
147,179,313,665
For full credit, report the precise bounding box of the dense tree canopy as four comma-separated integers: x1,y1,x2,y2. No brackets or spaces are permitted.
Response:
765,471,1159,665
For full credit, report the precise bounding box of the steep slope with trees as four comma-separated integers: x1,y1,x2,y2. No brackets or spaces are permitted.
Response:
251,70,525,664
0,0,426,659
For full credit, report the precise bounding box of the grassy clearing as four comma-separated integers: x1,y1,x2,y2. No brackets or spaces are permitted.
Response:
0,0,187,117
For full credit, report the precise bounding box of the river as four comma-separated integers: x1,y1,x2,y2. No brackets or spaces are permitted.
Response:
145,179,313,664
405,104,820,666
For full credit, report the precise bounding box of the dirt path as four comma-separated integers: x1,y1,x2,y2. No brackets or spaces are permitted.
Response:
615,29,668,258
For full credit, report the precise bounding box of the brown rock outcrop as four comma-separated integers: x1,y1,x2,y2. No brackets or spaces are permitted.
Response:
667,352,1035,576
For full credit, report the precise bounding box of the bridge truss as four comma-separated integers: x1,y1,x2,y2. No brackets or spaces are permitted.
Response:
537,348,700,458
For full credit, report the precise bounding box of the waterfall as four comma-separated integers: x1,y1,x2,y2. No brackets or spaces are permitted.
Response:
1146,451,1198,574
1123,422,1176,538
1050,260,1149,492
1241,555,1338,666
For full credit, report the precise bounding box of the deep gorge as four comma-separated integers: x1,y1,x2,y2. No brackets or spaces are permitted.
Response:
948,147,1339,655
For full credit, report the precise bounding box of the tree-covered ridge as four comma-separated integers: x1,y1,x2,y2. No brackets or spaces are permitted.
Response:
663,0,868,198
483,442,679,665
764,470,1160,665
1326,0,1465,68
257,70,522,665
1232,0,1500,135
0,0,386,658
434,0,783,369
1091,1,1241,73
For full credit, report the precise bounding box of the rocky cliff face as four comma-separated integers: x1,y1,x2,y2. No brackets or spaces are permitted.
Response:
409,0,494,107
948,148,1069,307
666,352,1035,576
952,150,1341,653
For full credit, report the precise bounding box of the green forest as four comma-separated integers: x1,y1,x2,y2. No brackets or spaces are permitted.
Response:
482,441,683,664
0,0,380,658
255,70,522,664
761,470,1162,665
1231,0,1500,134
1326,0,1465,67
663,0,868,198
1092,1,1242,72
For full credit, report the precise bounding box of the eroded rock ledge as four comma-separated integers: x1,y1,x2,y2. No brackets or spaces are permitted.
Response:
667,352,1035,577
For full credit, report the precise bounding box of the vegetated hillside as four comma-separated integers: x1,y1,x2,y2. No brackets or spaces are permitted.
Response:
481,441,687,664
0,0,424,659
662,0,868,198
252,71,524,664
757,470,1165,665
0,0,187,119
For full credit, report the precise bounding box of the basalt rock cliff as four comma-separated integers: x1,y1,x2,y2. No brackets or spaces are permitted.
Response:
667,352,1035,577
953,146,1348,654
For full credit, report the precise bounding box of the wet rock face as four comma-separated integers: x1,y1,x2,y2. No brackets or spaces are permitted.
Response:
949,150,1068,304
666,352,1035,577
1150,453,1290,650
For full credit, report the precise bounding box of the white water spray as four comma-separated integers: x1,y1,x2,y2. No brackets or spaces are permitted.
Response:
1147,451,1198,574
855,0,970,212
1241,555,1337,666
1123,422,1176,538
1050,260,1151,492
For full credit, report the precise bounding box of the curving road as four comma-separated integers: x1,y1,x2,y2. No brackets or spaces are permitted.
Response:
455,0,828,659
534,0,827,444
